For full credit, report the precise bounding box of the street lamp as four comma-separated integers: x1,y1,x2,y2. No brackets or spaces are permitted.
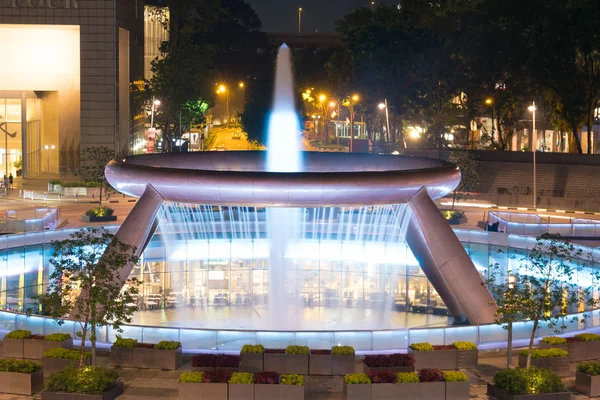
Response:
43,145,55,189
344,94,360,152
485,98,494,142
298,7,303,33
378,100,391,147
329,99,341,146
238,82,245,89
150,98,161,129
217,84,229,123
528,102,537,209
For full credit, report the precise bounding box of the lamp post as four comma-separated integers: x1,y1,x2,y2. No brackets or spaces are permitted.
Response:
485,98,494,144
150,98,161,128
43,145,55,188
378,100,391,150
329,99,341,147
217,85,229,123
528,102,537,209
344,94,359,152
298,7,303,33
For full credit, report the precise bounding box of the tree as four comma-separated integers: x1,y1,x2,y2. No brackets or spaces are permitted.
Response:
487,234,599,368
35,228,139,367
79,147,114,207
448,150,479,209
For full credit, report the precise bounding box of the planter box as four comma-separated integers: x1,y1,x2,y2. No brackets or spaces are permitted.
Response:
80,215,118,223
0,370,44,395
575,370,600,397
539,340,600,362
191,366,215,372
263,354,285,373
229,384,254,400
42,357,91,380
285,354,308,375
421,382,446,400
154,346,183,370
254,384,280,400
456,349,478,369
132,347,155,369
25,338,74,360
517,354,570,376
240,353,263,373
446,381,470,400
396,382,423,399
110,346,133,368
2,337,24,358
371,383,395,400
487,383,572,400
179,382,227,400
345,384,371,400
408,348,457,370
42,382,124,400
364,365,414,374
309,354,332,375
216,366,239,373
332,355,354,375
280,385,303,400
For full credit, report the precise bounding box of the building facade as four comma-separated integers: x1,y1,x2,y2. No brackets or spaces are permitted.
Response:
0,0,145,178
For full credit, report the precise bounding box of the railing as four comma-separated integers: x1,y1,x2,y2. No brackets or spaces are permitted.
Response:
487,211,600,237
0,208,59,233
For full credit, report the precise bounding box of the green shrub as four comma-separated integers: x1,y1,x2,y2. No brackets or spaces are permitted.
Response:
332,345,355,355
85,207,114,218
5,329,32,339
46,366,118,394
493,367,563,394
409,342,434,351
285,345,309,355
0,359,41,374
396,372,419,383
541,336,567,345
575,333,600,342
49,179,62,185
113,338,138,348
155,341,180,350
280,374,304,385
179,372,203,383
578,362,600,376
344,373,371,384
241,344,265,354
444,371,469,382
44,348,90,360
520,349,569,359
452,341,477,350
229,372,254,384
44,333,72,342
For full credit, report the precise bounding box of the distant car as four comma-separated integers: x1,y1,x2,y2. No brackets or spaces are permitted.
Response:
232,131,242,139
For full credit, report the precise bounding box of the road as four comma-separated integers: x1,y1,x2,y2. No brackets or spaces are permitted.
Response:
208,127,255,151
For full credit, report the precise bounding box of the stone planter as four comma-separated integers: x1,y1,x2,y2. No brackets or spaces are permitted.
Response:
332,355,354,375
279,385,303,400
408,348,457,370
132,347,155,369
364,365,414,374
263,354,285,373
0,370,44,395
371,383,395,400
517,354,570,377
2,337,24,358
42,357,91,380
80,215,118,223
229,384,255,400
254,384,280,400
575,370,600,397
41,382,124,400
25,338,74,360
456,349,478,369
240,353,264,373
180,382,227,400
110,346,133,367
344,384,371,400
539,340,600,362
445,381,470,400
284,354,308,375
396,382,423,399
309,353,332,375
487,383,572,400
191,366,215,372
421,382,446,400
154,346,183,370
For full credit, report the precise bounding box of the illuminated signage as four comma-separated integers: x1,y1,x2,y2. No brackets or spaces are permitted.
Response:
12,0,79,8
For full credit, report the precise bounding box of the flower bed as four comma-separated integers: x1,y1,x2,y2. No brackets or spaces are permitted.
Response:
2,330,73,360
517,349,570,376
42,348,91,380
487,367,569,400
309,345,355,375
363,353,415,373
408,341,478,370
240,345,264,373
229,372,254,400
42,366,122,400
576,362,600,397
539,333,600,361
82,207,117,222
0,359,43,395
111,338,182,370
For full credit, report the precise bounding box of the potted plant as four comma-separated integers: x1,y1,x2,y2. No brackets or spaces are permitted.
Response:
332,345,355,375
280,374,304,400
3,329,32,359
110,337,137,368
344,373,371,400
409,342,457,370
23,333,74,360
263,349,285,373
363,353,415,373
42,366,123,400
154,340,182,370
395,372,421,399
133,343,155,369
42,348,91,380
284,345,309,374
216,354,241,372
487,367,569,400
228,372,254,400
191,353,217,372
367,370,397,399
81,207,117,223
253,371,280,400
444,371,469,400
452,341,478,369
539,333,600,362
240,345,264,373
576,362,600,397
179,371,229,400
0,359,43,395
309,349,332,375
517,349,569,376
418,369,446,400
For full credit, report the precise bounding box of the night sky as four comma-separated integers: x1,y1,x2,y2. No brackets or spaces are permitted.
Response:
247,0,398,33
